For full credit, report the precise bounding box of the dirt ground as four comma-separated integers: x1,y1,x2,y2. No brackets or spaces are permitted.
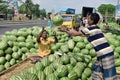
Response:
0,58,34,80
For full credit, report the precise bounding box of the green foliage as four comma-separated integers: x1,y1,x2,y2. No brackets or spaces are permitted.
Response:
0,4,8,14
19,0,46,18
98,4,115,17
19,0,33,15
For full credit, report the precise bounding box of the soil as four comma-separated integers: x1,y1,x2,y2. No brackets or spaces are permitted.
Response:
0,58,35,80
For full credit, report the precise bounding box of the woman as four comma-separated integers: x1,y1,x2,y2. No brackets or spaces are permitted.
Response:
37,27,58,57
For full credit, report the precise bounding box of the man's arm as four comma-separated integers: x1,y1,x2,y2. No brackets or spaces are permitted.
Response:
66,29,84,36
58,27,84,36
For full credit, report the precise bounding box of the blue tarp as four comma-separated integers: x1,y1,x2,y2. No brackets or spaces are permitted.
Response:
59,8,69,12
59,8,75,14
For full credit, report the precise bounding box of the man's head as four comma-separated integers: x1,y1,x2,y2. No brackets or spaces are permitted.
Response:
87,13,100,26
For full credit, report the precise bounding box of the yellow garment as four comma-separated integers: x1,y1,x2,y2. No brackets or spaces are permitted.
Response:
38,37,55,57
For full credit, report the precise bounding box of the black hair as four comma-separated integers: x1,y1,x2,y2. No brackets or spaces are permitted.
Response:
89,13,100,24
37,27,48,43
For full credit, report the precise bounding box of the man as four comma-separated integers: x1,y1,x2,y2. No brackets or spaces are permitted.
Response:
58,13,118,80
104,22,110,30
48,17,53,31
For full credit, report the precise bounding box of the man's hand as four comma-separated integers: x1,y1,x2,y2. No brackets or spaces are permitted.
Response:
67,28,76,35
58,26,67,32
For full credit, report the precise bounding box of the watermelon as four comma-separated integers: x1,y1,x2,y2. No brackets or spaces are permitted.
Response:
10,59,16,66
12,52,20,60
68,71,78,80
4,62,11,69
0,41,8,50
8,41,13,47
89,49,97,57
52,15,63,26
41,58,50,67
81,49,89,55
84,68,92,77
85,43,93,50
67,39,75,50
66,64,74,72
46,73,58,80
61,55,70,65
0,65,5,72
115,47,120,53
56,65,68,78
19,71,39,80
0,50,4,57
72,36,83,42
76,42,85,49
17,36,25,42
35,62,44,71
38,71,46,80
28,67,38,75
53,59,63,69
70,57,77,67
60,77,70,80
60,44,69,53
48,54,57,62
5,47,13,54
44,66,54,75
0,57,6,65
81,73,87,80
5,54,12,61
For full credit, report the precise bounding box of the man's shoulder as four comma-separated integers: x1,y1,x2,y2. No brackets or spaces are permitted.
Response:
88,25,100,30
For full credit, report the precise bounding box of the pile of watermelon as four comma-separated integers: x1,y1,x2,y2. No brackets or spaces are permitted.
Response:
10,53,92,80
0,26,69,72
0,26,120,80
0,26,41,72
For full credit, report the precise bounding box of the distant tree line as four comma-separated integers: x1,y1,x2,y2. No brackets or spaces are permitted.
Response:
0,0,47,20
0,0,116,21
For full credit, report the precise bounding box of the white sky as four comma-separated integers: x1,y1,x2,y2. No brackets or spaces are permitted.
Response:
24,0,118,14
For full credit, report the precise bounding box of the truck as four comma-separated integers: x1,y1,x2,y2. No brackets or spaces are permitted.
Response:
58,8,81,29
82,6,103,25
82,6,96,17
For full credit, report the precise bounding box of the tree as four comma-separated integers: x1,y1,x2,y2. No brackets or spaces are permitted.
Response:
19,4,26,14
98,4,115,16
98,4,115,22
19,0,33,15
32,4,40,17
0,0,4,3
0,4,7,14
47,12,52,19
7,8,14,14
40,9,46,17
19,0,46,19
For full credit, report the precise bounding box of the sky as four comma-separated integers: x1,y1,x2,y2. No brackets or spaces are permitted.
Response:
28,0,118,14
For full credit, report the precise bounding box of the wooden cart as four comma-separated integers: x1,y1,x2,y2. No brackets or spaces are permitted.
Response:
0,56,42,80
